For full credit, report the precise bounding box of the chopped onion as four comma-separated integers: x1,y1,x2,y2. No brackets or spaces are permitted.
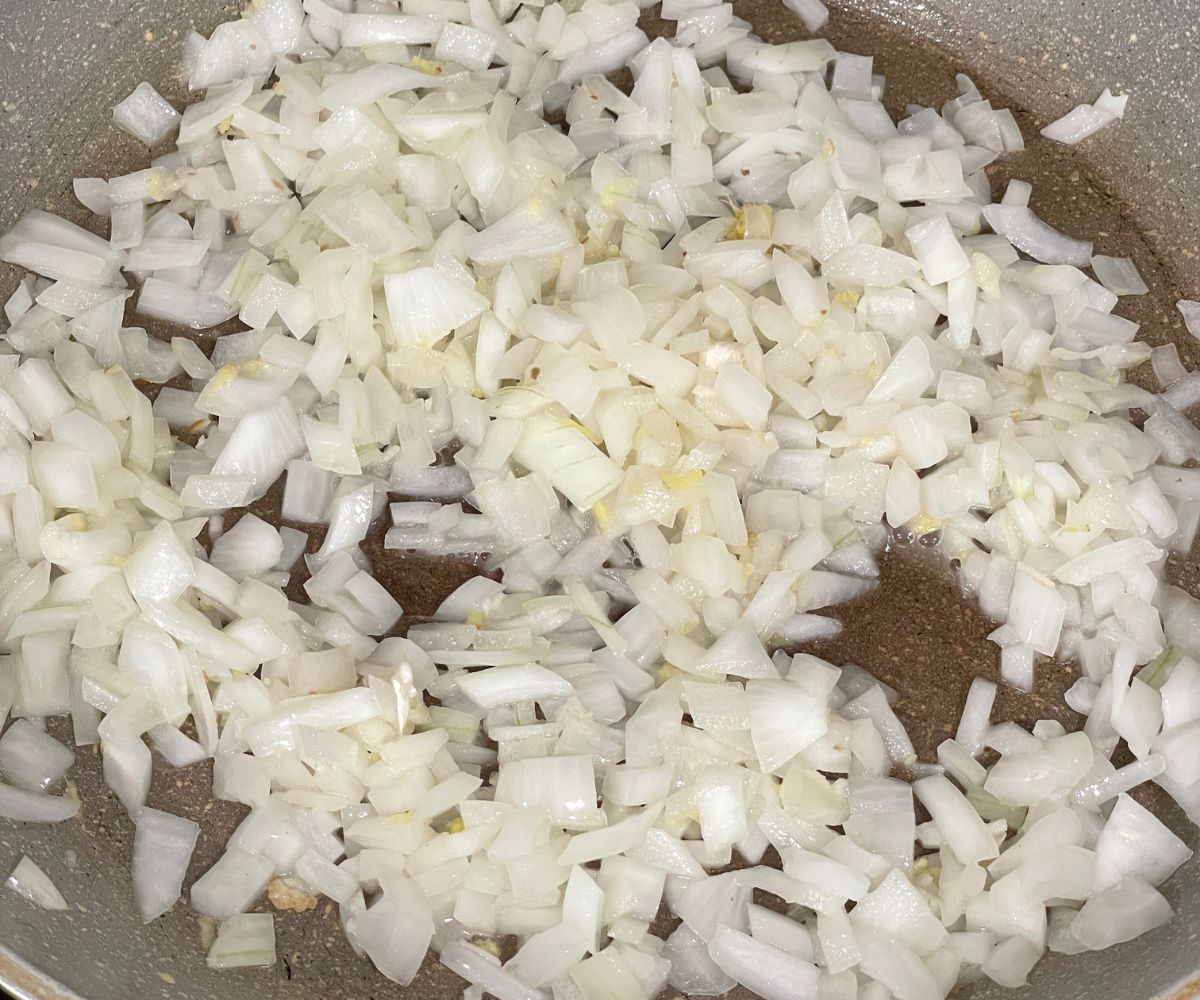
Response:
133,807,201,922
1041,88,1127,145
0,0,1193,994
982,202,1093,265
0,784,80,823
1178,299,1200,340
0,719,75,791
5,856,68,910
206,912,276,969
346,880,433,987
707,925,820,1000
783,0,829,32
190,847,274,920
1069,879,1172,951
748,679,828,773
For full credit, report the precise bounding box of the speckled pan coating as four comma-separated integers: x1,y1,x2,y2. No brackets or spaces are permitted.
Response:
1,1,1199,998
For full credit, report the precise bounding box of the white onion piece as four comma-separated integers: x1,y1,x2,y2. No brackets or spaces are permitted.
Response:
782,0,829,32
294,849,358,904
748,679,828,772
982,204,1093,265
384,267,488,348
1054,538,1163,586
1151,345,1187,389
137,277,237,330
0,719,74,792
956,679,997,758
914,775,999,867
73,178,112,217
982,935,1042,988
102,738,152,818
457,665,574,711
345,881,434,987
1041,88,1127,145
5,856,68,910
707,925,821,1000
1093,793,1192,891
206,912,276,969
1092,255,1148,296
148,724,209,768
496,755,598,828
133,807,201,922
511,411,622,511
1069,879,1172,951
664,922,736,995
0,783,80,823
209,513,283,581
1178,299,1200,340
505,924,588,989
190,847,274,920
441,940,547,1000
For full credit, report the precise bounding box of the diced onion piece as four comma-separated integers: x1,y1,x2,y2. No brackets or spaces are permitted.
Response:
1041,88,1127,145
511,411,621,511
982,204,1093,265
5,856,68,910
707,925,821,1000
206,912,277,969
0,719,75,792
133,807,201,922
0,784,80,823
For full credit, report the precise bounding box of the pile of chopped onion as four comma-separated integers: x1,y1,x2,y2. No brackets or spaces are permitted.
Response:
0,0,1195,997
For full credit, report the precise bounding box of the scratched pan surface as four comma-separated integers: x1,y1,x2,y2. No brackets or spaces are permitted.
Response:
1,0,1200,998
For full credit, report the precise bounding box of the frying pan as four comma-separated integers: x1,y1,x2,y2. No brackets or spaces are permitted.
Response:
1,0,1199,997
